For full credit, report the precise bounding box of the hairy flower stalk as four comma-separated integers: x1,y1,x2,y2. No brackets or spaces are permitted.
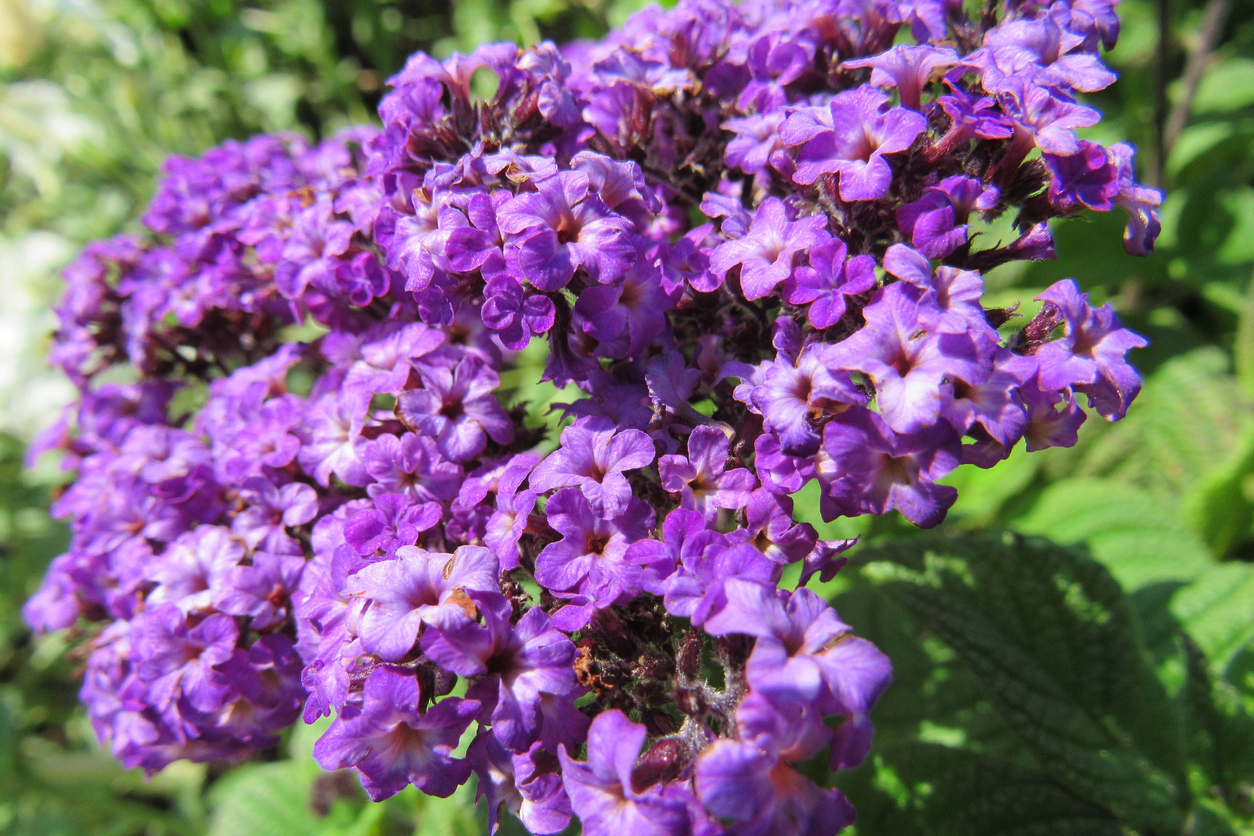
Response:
25,0,1156,832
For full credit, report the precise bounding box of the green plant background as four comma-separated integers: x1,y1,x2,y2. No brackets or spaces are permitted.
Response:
2,0,1252,832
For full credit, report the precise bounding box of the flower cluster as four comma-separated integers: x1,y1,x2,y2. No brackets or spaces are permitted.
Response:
26,0,1155,832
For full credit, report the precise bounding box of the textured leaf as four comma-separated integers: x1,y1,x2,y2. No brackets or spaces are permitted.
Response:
891,743,1124,836
1182,634,1254,795
208,761,324,836
1172,563,1254,676
862,533,1187,832
1012,477,1212,588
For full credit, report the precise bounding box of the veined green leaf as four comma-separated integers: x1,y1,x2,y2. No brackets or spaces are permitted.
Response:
862,533,1187,832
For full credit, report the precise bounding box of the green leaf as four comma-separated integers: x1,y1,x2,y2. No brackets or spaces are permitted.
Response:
1171,563,1254,675
861,533,1187,832
1012,477,1212,588
207,761,325,836
1182,633,1254,796
890,743,1125,835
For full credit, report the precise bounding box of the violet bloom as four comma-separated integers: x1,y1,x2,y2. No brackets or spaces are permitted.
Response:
1044,140,1118,213
882,243,991,335
557,710,690,836
844,44,959,111
695,693,856,836
274,199,355,301
818,408,961,528
343,493,443,558
723,112,788,175
298,389,372,487
737,489,817,567
146,526,243,613
977,14,1118,95
997,76,1100,157
704,583,892,716
1021,371,1088,451
533,488,654,610
825,282,991,433
481,275,556,350
784,238,877,328
470,732,573,835
344,544,499,661
739,343,865,457
422,590,581,752
708,198,829,301
896,176,1000,258
395,355,514,461
213,551,306,630
1033,279,1147,420
658,426,756,522
574,258,674,360
231,476,318,554
529,417,656,517
1108,142,1163,256
498,170,638,291
131,604,238,713
782,86,927,200
940,347,1036,446
363,432,462,502
313,666,479,800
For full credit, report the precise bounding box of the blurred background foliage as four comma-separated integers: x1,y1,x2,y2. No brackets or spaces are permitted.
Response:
2,0,1253,832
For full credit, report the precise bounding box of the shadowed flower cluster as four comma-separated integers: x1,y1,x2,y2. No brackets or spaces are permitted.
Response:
26,0,1155,832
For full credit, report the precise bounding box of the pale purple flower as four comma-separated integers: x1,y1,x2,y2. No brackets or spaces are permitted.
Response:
658,426,756,522
784,238,877,328
844,44,959,110
708,198,829,301
395,355,514,461
896,176,1000,258
557,710,690,836
1033,279,1147,419
499,170,638,291
313,666,479,800
533,488,654,609
782,86,927,199
825,282,992,433
363,432,462,502
344,544,499,661
231,476,318,554
529,417,656,517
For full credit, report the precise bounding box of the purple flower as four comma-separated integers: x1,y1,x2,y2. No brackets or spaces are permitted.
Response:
1033,279,1147,420
825,282,991,433
470,733,573,835
132,604,238,713
499,170,638,291
882,243,991,335
299,389,371,487
363,432,462,502
723,112,788,175
146,526,243,614
395,355,514,461
343,494,443,558
422,590,580,751
344,544,499,661
784,238,877,328
1044,140,1118,212
896,176,1000,258
708,198,829,301
844,44,959,111
658,426,756,522
694,693,855,836
736,342,865,457
1108,142,1162,255
782,86,927,200
231,476,318,554
213,551,306,630
481,275,556,350
313,666,479,800
818,408,961,528
529,417,656,517
704,584,892,715
557,710,690,836
533,488,654,610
